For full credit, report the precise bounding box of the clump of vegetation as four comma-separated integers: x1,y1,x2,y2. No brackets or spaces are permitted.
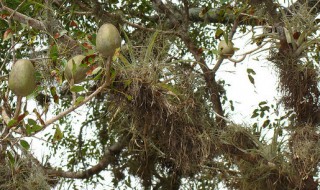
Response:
266,2,320,124
107,33,217,180
0,157,55,190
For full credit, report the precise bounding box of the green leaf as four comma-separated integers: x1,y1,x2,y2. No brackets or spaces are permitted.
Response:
262,119,270,128
251,112,259,118
215,28,224,39
247,68,256,75
248,74,255,85
125,94,133,101
20,140,30,150
53,126,63,142
93,71,102,81
50,86,59,104
119,53,131,66
6,151,14,165
70,85,85,92
124,79,132,88
28,118,37,126
144,31,159,62
71,59,77,75
32,125,42,133
75,96,85,105
229,100,234,111
260,106,270,112
50,45,59,62
258,101,267,107
8,119,17,127
26,125,31,136
158,83,180,96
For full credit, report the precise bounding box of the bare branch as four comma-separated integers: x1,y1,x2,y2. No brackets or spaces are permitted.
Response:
45,135,130,179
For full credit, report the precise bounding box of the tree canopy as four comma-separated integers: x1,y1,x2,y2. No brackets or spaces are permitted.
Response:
1,0,320,189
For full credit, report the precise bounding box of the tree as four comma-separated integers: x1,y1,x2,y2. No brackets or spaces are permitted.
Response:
0,0,320,189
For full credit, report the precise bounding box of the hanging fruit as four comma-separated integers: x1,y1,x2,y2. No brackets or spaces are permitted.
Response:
8,59,36,97
96,23,121,57
64,55,89,84
218,40,235,57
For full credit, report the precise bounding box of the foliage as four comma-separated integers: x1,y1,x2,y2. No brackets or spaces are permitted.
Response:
1,0,320,190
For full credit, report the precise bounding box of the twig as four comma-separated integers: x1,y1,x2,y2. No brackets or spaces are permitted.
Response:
227,40,270,63
13,96,22,120
39,56,113,131
309,0,320,14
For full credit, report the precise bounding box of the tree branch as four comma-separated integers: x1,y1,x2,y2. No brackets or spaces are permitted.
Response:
45,134,130,179
150,0,227,127
1,6,46,30
0,5,81,54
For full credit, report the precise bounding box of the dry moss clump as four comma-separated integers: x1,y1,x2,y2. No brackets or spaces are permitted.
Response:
219,125,296,190
234,159,295,190
274,58,320,123
107,36,217,176
265,2,320,124
0,157,55,190
289,125,320,180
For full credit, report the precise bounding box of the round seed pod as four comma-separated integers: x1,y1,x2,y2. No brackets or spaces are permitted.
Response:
96,23,121,57
218,40,235,57
8,59,36,97
64,55,89,84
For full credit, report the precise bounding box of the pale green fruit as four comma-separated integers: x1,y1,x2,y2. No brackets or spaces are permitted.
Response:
65,55,89,84
96,23,121,57
8,59,36,97
218,40,234,57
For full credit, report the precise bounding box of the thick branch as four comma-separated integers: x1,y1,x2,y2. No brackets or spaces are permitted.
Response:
1,6,46,30
1,6,81,54
182,36,225,127
45,135,130,179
